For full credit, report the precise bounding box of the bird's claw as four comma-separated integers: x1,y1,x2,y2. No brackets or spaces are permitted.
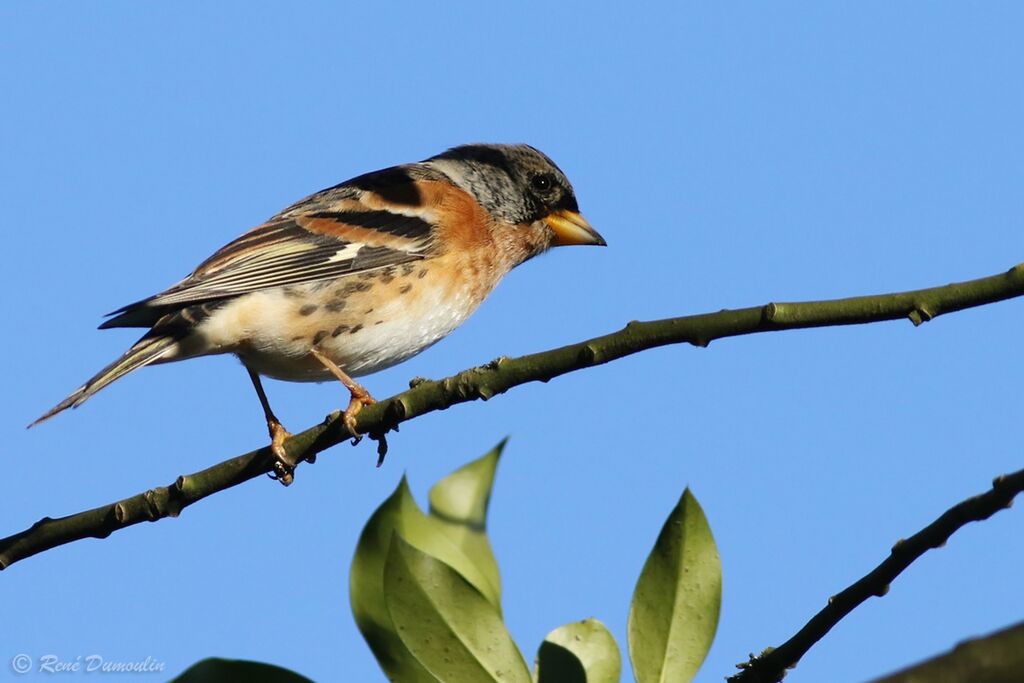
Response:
340,393,389,466
267,421,297,486
342,392,375,439
270,458,295,486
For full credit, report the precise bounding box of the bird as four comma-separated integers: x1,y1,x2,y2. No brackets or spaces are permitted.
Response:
30,143,605,481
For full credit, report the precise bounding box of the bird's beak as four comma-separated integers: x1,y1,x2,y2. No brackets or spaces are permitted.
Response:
544,209,607,247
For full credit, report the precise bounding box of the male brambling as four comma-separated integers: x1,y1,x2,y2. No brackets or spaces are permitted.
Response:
32,144,605,478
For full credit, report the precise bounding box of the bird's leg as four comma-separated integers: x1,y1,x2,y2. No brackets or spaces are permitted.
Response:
309,347,376,438
246,367,298,485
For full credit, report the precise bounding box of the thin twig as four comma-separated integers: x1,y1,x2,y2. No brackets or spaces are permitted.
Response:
729,468,1024,683
3,263,1024,571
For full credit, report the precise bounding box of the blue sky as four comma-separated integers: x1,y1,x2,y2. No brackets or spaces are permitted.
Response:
3,3,1023,681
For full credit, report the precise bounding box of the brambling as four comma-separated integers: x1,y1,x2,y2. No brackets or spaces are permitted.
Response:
32,144,605,479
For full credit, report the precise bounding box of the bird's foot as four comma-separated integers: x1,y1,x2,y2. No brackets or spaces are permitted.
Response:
345,390,389,467
342,388,376,439
307,347,385,465
267,420,297,486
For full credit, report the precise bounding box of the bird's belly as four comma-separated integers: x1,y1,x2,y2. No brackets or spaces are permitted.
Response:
196,264,491,383
302,292,474,378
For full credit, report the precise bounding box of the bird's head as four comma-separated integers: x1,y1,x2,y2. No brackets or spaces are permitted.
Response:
426,143,606,260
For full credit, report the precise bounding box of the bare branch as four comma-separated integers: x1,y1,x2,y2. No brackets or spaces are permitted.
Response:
3,263,1024,571
729,468,1024,683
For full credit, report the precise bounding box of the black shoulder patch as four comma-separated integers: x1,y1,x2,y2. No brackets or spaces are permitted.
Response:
346,166,422,206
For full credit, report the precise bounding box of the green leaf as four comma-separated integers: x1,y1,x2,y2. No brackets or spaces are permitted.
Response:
535,618,622,683
384,535,532,683
427,438,506,606
627,488,721,683
351,477,501,682
170,658,313,683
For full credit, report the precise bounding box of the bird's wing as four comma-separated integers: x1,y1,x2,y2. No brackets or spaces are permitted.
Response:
101,197,438,329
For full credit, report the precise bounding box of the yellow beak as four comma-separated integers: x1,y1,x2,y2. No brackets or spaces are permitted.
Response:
544,209,606,247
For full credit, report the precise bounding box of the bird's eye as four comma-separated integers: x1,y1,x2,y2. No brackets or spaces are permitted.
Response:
531,174,554,192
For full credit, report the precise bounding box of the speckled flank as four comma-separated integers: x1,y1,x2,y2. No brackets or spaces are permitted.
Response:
196,248,506,382
344,281,373,294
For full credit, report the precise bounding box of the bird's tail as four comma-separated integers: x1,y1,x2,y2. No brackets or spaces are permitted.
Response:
29,333,182,428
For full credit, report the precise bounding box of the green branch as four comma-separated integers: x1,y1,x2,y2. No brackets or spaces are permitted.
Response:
2,262,1023,571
